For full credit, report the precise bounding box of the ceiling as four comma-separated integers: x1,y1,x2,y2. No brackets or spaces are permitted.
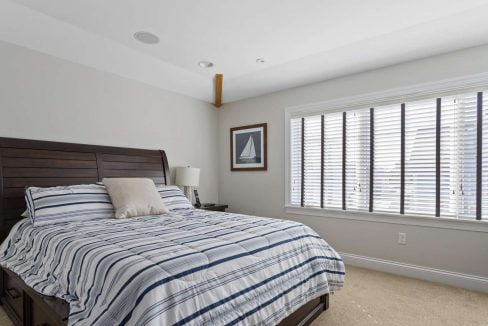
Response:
2,0,488,103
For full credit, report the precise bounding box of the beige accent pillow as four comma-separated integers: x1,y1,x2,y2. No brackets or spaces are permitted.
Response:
103,178,169,218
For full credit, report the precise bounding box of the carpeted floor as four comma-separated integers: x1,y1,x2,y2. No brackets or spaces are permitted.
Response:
312,266,488,326
0,307,12,326
0,266,486,325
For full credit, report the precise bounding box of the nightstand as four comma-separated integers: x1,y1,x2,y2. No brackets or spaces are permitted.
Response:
199,204,228,212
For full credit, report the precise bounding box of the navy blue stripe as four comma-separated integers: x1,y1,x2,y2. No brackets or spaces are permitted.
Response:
173,256,333,326
102,234,318,325
177,229,242,245
27,187,36,221
226,270,326,326
35,201,112,211
33,191,107,201
140,246,323,322
74,225,266,321
202,228,319,253
75,244,306,316
24,192,34,219
69,252,140,321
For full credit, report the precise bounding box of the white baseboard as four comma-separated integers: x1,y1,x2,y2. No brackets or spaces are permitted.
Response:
339,252,488,293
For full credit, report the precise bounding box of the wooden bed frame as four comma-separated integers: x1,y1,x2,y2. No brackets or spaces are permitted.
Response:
0,137,329,326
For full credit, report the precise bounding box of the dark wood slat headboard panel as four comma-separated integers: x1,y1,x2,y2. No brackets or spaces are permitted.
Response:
0,137,171,242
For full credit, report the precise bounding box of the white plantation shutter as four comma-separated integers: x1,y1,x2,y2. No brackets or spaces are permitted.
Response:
373,105,401,213
440,93,477,219
345,109,370,210
303,116,322,207
323,113,343,209
404,100,437,216
290,118,302,206
482,92,488,220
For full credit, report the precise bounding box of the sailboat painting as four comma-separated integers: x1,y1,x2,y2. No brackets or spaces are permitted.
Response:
239,135,257,163
230,123,267,171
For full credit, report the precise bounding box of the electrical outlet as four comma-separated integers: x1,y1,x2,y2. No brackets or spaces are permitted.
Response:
398,232,407,245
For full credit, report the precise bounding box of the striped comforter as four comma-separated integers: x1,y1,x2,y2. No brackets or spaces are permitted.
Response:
0,209,345,325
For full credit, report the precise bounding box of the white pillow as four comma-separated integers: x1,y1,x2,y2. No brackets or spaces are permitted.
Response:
103,178,169,218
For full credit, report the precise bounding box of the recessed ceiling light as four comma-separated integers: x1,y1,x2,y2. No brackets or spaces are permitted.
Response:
133,31,160,44
256,58,265,64
198,61,214,68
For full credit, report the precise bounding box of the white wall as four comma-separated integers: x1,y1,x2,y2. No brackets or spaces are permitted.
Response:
218,44,488,280
0,40,219,203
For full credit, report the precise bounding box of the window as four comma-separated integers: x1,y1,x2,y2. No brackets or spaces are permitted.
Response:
288,90,487,221
323,113,343,209
404,99,437,216
345,109,370,211
440,93,478,219
373,105,401,213
303,116,322,207
290,118,302,206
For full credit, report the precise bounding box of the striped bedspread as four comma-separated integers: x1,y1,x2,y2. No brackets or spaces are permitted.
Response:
0,209,345,325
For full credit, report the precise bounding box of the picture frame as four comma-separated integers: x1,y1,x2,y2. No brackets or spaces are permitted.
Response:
230,123,267,171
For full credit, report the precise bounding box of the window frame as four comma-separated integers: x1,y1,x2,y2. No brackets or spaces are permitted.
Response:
284,72,488,232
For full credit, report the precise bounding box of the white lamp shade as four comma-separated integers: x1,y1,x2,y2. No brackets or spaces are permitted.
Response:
175,167,200,187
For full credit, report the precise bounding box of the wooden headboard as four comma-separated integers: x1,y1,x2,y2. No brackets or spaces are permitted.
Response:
0,137,171,242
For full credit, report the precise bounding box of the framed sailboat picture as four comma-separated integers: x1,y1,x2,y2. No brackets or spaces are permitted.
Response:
230,123,267,171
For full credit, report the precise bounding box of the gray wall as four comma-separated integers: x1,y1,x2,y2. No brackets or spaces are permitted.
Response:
218,44,488,278
0,41,219,203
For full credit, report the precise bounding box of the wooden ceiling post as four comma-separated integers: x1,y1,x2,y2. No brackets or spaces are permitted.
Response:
214,74,223,108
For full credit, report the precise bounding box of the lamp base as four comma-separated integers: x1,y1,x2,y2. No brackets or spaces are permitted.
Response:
183,186,193,205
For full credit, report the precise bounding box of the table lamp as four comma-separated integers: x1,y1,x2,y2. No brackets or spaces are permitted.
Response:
175,166,200,204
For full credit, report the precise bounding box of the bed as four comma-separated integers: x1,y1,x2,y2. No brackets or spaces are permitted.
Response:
0,137,344,326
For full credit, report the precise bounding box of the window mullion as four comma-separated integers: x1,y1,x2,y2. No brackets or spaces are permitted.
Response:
301,117,305,207
436,98,441,217
321,115,325,209
477,92,483,220
369,108,374,213
400,103,405,215
342,112,346,210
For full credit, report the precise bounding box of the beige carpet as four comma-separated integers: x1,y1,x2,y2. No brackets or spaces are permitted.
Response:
0,266,487,325
313,266,488,326
0,307,11,326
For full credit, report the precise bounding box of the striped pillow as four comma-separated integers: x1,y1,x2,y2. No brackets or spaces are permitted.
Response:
25,184,115,226
156,185,193,211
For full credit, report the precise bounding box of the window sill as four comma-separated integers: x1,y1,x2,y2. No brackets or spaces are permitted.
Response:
284,205,488,233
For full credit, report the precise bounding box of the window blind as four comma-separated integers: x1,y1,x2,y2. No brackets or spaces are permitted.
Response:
303,115,322,207
404,99,437,216
289,89,486,221
323,113,343,209
345,109,370,211
440,93,477,219
290,118,302,206
373,105,401,213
